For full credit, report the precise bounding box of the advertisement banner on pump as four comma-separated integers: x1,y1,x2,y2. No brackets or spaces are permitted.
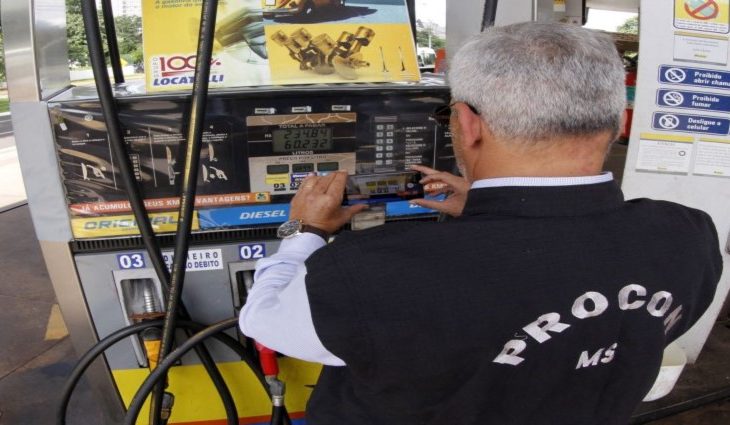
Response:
142,0,420,92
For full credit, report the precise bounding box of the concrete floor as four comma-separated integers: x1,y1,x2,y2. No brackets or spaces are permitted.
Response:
0,204,728,424
0,204,105,424
634,322,730,424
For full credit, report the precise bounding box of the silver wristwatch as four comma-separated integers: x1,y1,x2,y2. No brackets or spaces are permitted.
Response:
277,219,330,240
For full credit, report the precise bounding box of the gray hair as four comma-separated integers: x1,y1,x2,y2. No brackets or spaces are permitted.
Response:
448,22,626,143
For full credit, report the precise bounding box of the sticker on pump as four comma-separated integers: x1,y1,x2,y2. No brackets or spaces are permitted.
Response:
657,88,730,112
162,248,223,272
266,174,289,186
239,244,266,260
385,195,446,217
117,253,146,270
674,0,730,34
198,204,291,229
658,64,730,90
71,212,200,238
290,173,311,189
652,111,730,135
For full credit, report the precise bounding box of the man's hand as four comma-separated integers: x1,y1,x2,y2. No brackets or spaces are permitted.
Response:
409,165,470,217
289,172,368,234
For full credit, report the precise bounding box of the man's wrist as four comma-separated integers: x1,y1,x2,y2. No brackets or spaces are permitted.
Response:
277,232,328,259
302,225,330,241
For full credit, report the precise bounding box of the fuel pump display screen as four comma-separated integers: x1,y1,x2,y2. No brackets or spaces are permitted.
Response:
50,79,454,237
272,128,333,153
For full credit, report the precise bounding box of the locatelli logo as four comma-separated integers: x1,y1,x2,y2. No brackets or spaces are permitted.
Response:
151,55,225,87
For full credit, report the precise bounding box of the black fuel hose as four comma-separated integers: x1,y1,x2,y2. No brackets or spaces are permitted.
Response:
80,2,237,424
124,318,292,425
99,0,125,84
55,320,264,425
151,0,220,423
80,0,171,307
271,405,286,425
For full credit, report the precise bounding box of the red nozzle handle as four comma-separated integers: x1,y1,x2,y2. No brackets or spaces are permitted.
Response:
255,342,279,376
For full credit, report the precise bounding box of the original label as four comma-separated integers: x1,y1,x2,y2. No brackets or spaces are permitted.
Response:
71,212,200,238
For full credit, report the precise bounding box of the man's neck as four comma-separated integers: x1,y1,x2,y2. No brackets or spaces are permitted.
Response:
469,133,611,181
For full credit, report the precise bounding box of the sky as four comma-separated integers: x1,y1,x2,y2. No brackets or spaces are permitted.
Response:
416,0,447,26
415,1,638,33
585,10,638,32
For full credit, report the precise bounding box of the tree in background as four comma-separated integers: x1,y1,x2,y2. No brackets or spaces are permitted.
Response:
0,3,5,82
617,16,639,35
66,0,94,67
66,0,143,68
1,24,5,83
115,15,143,67
416,19,445,50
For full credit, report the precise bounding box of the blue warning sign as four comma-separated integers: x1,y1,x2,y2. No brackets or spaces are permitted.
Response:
385,200,434,217
657,89,730,112
652,112,730,135
659,65,730,90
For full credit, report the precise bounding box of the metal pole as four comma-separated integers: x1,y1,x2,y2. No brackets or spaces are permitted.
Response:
482,0,500,31
406,0,417,41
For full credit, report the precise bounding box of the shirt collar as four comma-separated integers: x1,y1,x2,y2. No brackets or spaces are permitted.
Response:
462,174,624,218
470,172,614,189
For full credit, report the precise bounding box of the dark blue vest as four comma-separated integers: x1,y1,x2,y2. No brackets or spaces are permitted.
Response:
304,182,722,425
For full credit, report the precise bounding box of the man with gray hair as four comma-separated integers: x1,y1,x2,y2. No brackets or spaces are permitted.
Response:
241,22,722,424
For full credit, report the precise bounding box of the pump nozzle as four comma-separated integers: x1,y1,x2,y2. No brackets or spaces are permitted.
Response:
255,342,280,377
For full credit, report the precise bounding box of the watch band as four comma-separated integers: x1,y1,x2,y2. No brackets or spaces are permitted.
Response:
302,225,330,241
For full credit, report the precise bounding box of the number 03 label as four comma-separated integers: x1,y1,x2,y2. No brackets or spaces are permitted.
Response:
117,253,146,269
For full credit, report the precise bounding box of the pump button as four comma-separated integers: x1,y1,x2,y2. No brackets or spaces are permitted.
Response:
317,162,340,172
292,163,315,173
267,164,290,174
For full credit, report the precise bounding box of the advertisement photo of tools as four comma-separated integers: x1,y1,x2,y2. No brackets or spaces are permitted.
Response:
260,0,409,24
143,0,418,90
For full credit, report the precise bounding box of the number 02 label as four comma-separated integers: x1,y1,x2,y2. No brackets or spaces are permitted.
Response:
239,244,266,260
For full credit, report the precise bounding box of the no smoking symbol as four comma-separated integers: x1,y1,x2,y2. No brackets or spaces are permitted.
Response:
684,0,720,20
665,68,687,83
659,115,680,129
663,91,685,106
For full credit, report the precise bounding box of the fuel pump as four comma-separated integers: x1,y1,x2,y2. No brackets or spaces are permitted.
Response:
6,1,730,424
1,0,453,423
66,1,270,424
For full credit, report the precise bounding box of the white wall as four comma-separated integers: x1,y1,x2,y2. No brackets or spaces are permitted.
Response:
622,0,730,362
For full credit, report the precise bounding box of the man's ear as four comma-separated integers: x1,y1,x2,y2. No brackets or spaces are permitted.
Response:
454,103,483,149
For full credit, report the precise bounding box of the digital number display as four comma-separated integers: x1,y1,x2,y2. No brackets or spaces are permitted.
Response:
272,127,333,152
